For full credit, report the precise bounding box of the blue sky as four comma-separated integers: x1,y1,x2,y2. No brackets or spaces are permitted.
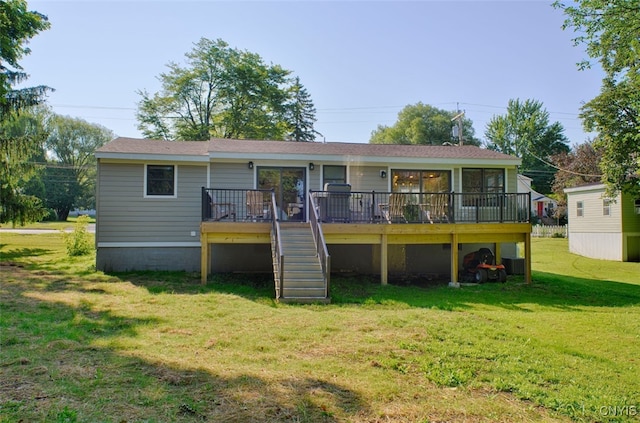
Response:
23,0,603,145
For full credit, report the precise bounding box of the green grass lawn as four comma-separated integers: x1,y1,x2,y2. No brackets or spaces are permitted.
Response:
1,233,639,422
1,216,95,231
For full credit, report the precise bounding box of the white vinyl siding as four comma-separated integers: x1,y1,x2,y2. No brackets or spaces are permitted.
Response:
567,189,621,233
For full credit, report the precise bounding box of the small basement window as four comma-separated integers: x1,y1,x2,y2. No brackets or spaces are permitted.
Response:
145,164,176,197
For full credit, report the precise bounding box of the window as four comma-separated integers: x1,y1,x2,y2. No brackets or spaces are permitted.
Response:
577,201,583,217
391,170,450,194
461,168,504,206
323,165,346,186
635,199,640,215
603,199,611,216
145,164,176,197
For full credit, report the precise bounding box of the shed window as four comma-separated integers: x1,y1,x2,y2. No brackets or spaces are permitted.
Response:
145,164,176,197
576,201,583,217
603,199,611,216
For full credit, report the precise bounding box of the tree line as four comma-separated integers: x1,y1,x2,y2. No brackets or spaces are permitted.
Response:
2,0,637,224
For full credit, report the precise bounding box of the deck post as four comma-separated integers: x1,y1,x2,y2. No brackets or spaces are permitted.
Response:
200,232,209,284
450,233,459,286
495,242,502,266
380,233,388,285
524,231,532,284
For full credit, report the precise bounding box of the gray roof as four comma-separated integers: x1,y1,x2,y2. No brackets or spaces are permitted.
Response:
96,137,520,163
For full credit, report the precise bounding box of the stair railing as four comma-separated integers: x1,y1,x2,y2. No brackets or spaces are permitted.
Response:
308,191,331,298
269,190,284,299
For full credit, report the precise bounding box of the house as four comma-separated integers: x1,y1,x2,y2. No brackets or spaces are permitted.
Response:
564,183,640,262
95,137,532,301
517,174,557,223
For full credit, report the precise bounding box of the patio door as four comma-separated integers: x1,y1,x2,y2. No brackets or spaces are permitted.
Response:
257,167,306,222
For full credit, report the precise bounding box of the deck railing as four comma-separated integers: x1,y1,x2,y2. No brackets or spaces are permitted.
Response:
308,191,330,298
269,191,284,299
202,188,273,222
309,190,531,224
202,188,531,224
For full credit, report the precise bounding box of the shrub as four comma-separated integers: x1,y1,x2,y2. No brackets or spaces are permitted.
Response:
552,232,565,238
63,215,93,256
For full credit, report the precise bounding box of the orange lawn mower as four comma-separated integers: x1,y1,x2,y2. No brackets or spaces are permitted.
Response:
461,248,507,283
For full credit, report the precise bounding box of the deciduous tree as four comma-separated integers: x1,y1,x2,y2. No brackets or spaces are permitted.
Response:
369,102,481,146
137,38,318,142
44,115,113,220
554,0,640,197
551,141,603,222
485,99,570,194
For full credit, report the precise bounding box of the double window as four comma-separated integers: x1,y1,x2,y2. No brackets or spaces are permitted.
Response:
145,164,176,197
461,168,504,206
391,170,450,194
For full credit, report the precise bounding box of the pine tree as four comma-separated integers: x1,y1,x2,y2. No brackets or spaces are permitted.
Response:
286,77,319,142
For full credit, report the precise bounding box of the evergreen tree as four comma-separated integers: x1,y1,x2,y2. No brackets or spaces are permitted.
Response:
0,0,51,225
287,77,319,142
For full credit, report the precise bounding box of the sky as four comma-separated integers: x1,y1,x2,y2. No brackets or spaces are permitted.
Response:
22,0,604,145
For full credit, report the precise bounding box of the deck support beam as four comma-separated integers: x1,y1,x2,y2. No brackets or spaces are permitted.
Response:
380,233,388,285
200,233,209,284
524,232,532,284
450,233,459,284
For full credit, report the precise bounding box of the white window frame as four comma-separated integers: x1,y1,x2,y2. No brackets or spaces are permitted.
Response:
603,199,611,216
144,164,178,198
576,201,583,217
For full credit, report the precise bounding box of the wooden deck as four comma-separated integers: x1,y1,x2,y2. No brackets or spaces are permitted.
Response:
200,221,532,285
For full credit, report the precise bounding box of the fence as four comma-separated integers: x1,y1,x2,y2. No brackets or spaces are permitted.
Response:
531,224,567,238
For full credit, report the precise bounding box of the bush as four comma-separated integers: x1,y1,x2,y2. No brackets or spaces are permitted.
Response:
41,208,58,222
552,232,565,238
63,215,93,256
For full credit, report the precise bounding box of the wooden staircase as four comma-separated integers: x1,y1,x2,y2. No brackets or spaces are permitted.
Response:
272,224,329,303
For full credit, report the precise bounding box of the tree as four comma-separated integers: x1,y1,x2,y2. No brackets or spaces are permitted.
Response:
0,0,51,115
0,109,48,224
550,141,603,222
137,38,318,141
44,115,113,220
0,1,51,225
286,77,319,142
554,0,640,197
485,99,570,194
370,102,481,146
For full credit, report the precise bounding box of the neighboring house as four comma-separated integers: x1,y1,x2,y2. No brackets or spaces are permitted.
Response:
95,137,532,301
564,183,640,262
517,174,557,223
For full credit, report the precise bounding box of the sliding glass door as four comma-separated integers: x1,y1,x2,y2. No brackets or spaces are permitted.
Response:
257,167,306,221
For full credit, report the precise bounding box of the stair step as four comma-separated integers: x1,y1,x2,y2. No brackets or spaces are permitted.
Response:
282,287,327,297
282,276,325,285
272,223,329,303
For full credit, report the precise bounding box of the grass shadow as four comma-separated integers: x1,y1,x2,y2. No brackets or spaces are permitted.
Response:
1,265,367,422
0,247,52,262
327,271,640,310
